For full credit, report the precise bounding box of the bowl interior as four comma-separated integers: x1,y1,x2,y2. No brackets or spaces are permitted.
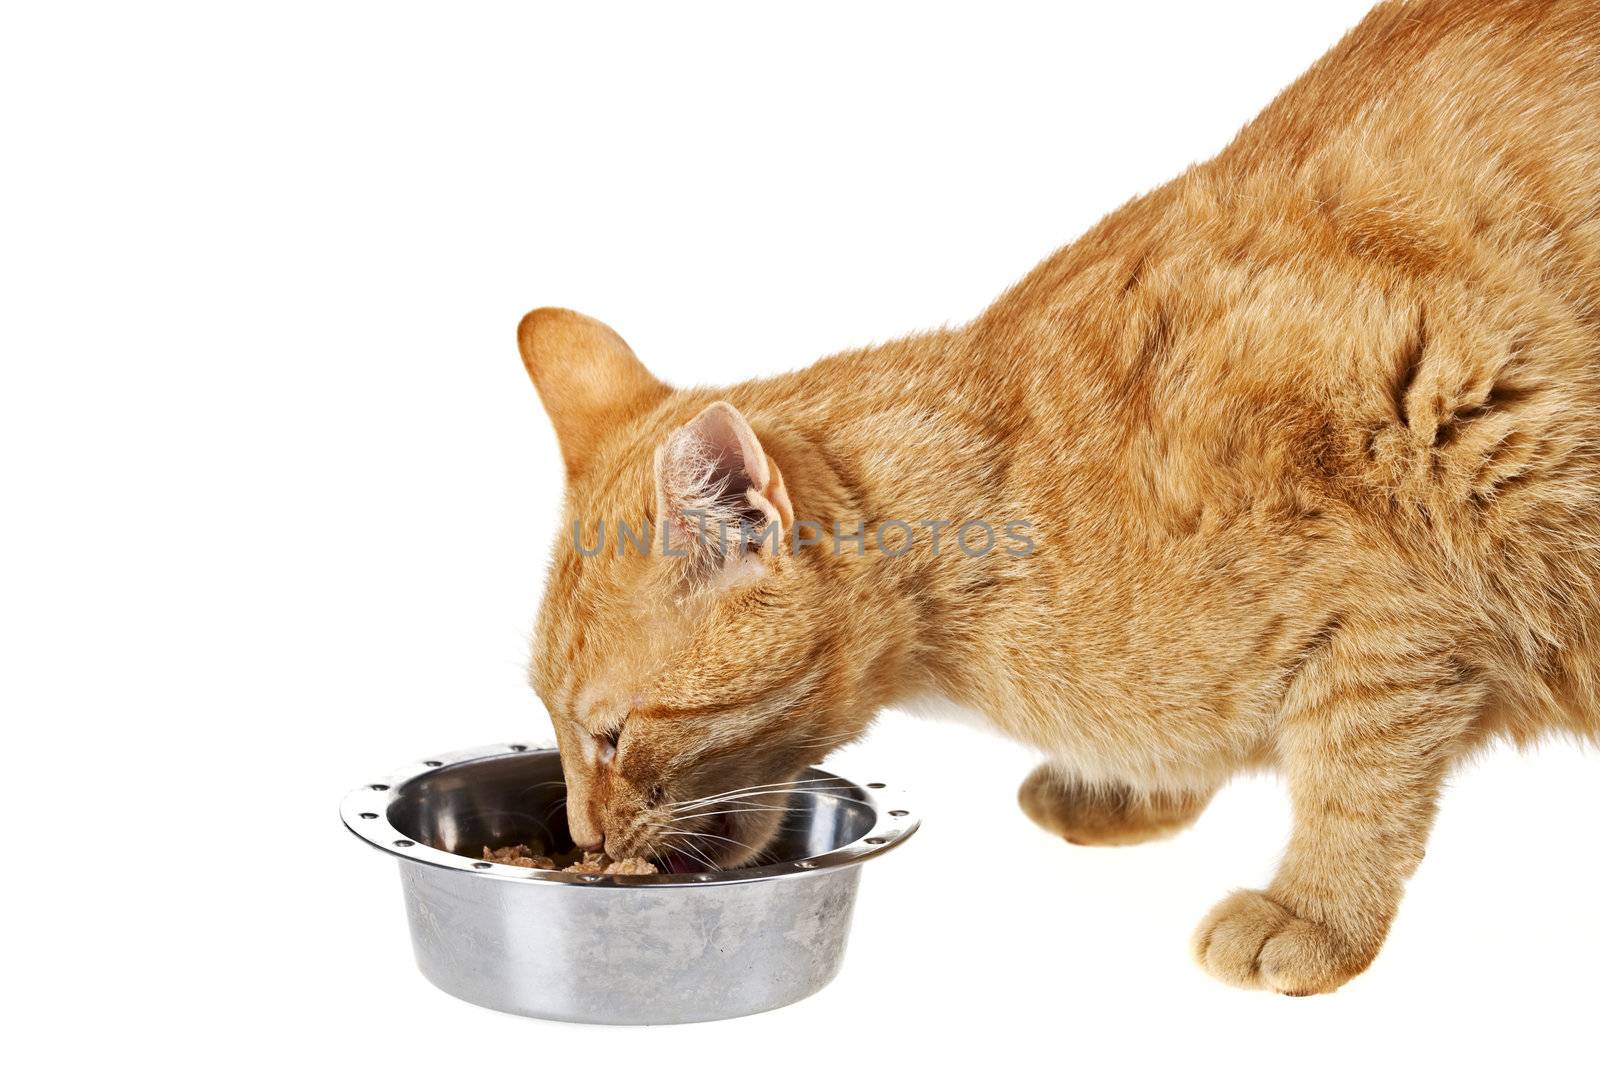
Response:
386,750,877,868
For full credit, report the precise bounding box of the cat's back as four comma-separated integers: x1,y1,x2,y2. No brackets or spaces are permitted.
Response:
1214,0,1600,308
985,1,1600,405
1209,0,1600,526
971,0,1600,740
1223,0,1600,187
991,0,1600,513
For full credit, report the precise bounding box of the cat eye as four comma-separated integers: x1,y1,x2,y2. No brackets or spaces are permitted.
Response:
595,724,621,763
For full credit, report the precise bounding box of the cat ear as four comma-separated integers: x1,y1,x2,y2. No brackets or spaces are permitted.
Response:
517,307,670,479
654,401,794,575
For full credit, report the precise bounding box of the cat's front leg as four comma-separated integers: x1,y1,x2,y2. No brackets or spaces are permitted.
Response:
1192,652,1479,994
1018,763,1216,846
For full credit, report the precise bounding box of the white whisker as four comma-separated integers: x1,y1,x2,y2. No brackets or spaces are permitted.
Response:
670,804,794,820
673,835,722,871
663,828,748,850
669,775,851,809
675,785,865,812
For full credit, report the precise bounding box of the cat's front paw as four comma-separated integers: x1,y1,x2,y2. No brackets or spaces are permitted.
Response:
1191,889,1372,995
1017,765,1211,846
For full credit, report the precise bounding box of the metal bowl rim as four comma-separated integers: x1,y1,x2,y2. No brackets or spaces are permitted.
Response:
340,742,919,887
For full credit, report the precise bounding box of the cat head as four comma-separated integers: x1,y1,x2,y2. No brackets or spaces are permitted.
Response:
517,308,884,870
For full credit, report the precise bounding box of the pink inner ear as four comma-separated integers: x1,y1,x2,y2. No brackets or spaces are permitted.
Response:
685,402,770,493
657,401,792,561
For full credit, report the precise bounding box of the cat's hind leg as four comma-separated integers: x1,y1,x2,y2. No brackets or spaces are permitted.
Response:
1018,763,1216,846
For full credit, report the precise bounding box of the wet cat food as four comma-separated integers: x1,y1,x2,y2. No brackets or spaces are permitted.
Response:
481,843,657,876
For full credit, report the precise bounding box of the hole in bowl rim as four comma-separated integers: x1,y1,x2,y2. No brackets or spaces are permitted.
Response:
339,742,918,888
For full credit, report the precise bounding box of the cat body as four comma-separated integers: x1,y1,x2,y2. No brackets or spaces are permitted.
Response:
519,0,1600,993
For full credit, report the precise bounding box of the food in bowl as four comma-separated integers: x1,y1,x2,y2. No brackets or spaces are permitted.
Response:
343,746,917,1023
481,842,658,875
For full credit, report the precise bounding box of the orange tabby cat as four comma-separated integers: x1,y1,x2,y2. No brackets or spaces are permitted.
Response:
517,0,1599,994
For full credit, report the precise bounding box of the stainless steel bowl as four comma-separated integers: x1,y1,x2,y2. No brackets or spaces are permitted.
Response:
341,743,918,1024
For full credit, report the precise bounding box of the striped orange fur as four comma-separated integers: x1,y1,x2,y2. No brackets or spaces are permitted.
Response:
518,0,1600,992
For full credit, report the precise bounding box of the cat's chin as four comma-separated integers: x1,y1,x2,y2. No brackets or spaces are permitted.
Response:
656,809,782,872
653,852,700,875
713,808,786,870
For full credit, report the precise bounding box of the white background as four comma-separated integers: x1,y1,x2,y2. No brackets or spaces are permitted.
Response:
5,1,1595,1062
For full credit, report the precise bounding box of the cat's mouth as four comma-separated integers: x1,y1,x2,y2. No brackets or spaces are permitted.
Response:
639,808,782,874
651,810,738,873
622,783,796,873
655,852,699,875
